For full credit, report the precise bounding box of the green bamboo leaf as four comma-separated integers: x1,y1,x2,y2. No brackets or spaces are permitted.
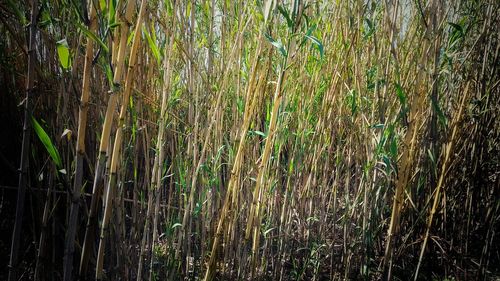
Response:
265,33,287,57
427,149,438,178
292,0,300,19
31,117,62,168
56,39,71,69
431,96,448,128
306,216,319,223
103,61,114,86
448,22,464,36
99,0,106,11
277,5,293,29
300,24,316,47
127,30,135,46
164,0,173,16
171,223,182,229
249,130,267,137
363,18,375,39
394,83,410,125
390,136,398,158
263,227,276,236
370,123,385,129
394,83,407,106
77,22,109,53
305,35,324,58
108,22,121,29
144,26,161,66
108,0,116,27
346,89,357,115
448,21,464,49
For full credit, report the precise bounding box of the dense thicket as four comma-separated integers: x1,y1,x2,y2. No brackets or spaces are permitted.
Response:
0,0,498,280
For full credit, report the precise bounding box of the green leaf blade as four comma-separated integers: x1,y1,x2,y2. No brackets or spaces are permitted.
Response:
265,33,287,57
56,39,71,69
31,117,62,168
305,35,324,58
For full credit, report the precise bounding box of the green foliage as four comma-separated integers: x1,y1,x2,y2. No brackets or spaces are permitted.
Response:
6,0,26,25
265,33,288,58
77,21,109,53
39,1,54,28
248,130,267,138
447,21,465,50
346,89,358,116
56,39,71,69
4,1,496,280
363,18,375,39
171,223,182,229
304,34,324,58
144,25,161,66
107,0,117,27
394,83,408,125
31,117,62,169
278,5,293,29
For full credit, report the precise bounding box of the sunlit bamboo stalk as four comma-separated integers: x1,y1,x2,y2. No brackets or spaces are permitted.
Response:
62,3,97,280
95,0,147,279
79,0,137,276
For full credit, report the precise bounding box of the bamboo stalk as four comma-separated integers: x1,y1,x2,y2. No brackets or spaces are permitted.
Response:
2,1,497,280
79,0,136,276
382,7,430,276
414,83,470,280
8,1,38,280
203,27,267,281
95,0,148,279
62,3,97,280
247,68,286,275
137,4,176,279
34,177,51,281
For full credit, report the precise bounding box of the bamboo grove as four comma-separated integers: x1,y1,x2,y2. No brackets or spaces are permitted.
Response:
0,0,498,280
